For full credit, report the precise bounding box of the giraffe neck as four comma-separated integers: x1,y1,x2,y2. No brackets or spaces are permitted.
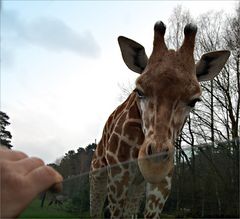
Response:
103,92,145,165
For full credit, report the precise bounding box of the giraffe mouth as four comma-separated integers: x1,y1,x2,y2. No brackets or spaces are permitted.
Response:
138,145,174,183
148,152,170,163
138,158,174,183
146,144,171,162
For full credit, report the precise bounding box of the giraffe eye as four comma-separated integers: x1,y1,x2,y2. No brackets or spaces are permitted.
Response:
134,88,145,99
188,98,201,108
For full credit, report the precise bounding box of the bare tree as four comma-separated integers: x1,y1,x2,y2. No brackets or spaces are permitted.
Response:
167,5,193,49
117,5,239,216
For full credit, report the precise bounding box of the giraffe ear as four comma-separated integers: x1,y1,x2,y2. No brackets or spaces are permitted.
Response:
196,50,230,82
118,36,148,74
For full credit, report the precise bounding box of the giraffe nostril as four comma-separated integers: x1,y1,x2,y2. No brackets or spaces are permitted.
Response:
162,147,170,160
146,144,170,160
164,147,169,153
147,144,153,156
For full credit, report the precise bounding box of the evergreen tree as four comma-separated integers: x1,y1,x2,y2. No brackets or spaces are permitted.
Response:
0,111,13,149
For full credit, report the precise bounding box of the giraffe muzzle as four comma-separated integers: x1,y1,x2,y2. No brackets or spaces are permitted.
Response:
138,141,174,183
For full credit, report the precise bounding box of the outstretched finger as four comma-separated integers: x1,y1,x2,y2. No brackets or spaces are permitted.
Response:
0,149,28,161
26,165,63,195
14,157,45,175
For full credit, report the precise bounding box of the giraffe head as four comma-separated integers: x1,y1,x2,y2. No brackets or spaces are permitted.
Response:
118,21,230,184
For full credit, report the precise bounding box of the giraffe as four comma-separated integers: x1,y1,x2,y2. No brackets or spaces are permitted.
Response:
89,21,230,218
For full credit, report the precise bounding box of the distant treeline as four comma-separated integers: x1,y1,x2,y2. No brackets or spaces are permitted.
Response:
46,139,239,218
48,143,96,178
165,139,239,218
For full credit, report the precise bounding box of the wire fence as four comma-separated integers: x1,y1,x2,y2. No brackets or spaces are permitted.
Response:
21,139,239,218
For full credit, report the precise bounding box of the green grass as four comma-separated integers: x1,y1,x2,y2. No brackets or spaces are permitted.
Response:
19,199,87,218
160,214,175,218
19,199,176,219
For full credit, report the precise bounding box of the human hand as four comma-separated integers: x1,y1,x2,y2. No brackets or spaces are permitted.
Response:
0,148,63,218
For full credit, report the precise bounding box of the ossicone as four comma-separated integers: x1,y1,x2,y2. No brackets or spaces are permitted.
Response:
179,23,198,54
150,21,168,62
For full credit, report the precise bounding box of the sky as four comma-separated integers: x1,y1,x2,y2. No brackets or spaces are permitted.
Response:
1,0,237,164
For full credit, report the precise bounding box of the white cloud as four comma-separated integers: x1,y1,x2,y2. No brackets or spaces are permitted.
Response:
2,10,101,58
